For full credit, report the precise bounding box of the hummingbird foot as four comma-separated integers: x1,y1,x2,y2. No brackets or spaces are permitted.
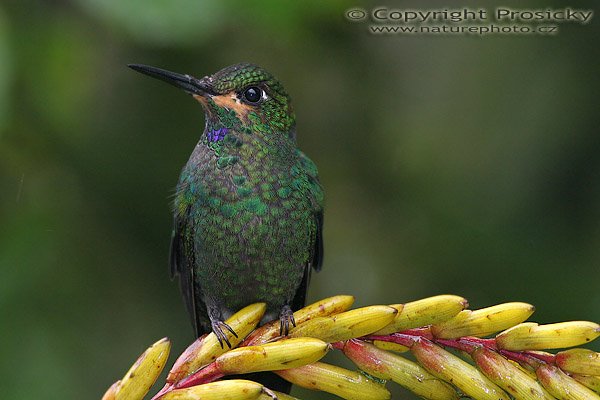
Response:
279,304,296,336
208,306,238,348
211,319,238,348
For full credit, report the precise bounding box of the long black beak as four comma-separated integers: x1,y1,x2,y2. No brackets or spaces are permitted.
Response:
128,64,214,96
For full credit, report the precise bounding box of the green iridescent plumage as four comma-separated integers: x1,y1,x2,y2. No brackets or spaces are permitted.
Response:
129,63,324,348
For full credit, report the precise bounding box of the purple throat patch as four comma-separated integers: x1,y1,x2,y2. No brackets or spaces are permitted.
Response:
207,127,228,142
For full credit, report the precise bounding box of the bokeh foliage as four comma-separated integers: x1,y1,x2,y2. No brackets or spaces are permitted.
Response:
0,0,598,398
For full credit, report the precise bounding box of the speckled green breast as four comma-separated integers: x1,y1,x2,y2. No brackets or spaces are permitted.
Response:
176,129,320,319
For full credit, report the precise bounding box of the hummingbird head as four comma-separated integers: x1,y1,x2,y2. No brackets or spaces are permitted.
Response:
128,63,295,134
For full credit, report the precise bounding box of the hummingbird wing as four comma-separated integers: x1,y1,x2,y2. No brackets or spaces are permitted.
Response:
290,210,323,311
170,213,206,336
290,151,324,311
313,209,324,272
298,150,324,272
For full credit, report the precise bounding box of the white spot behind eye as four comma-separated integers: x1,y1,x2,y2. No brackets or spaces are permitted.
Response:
261,90,269,101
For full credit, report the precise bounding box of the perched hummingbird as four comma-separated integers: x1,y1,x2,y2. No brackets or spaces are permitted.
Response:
128,63,324,348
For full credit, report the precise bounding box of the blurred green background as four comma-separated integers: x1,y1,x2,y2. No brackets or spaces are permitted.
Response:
1,0,598,398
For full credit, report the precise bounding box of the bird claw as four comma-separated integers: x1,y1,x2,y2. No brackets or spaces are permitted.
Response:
279,305,296,336
211,320,238,349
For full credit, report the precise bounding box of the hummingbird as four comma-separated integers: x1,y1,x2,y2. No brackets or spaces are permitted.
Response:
128,63,324,348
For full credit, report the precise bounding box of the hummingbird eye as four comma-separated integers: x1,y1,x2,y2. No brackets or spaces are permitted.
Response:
243,86,263,103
